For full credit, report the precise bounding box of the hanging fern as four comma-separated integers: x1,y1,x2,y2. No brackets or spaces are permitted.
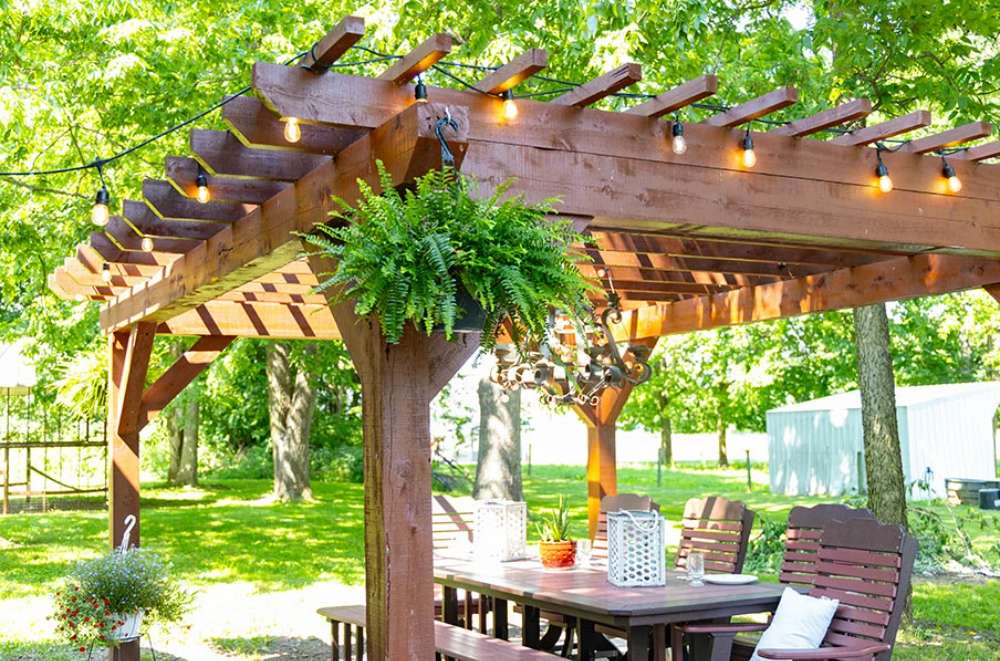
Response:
303,163,596,352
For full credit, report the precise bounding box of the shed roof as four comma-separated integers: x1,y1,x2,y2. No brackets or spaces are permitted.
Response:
769,382,1000,413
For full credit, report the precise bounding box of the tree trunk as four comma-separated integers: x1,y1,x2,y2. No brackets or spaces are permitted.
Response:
717,419,729,467
473,378,523,501
853,303,908,528
267,342,316,501
660,415,673,468
165,405,182,483
174,394,199,485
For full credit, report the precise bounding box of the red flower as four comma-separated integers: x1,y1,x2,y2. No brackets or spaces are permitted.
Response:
79,647,86,652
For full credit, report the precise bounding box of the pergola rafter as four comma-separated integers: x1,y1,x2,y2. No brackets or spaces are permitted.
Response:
44,15,1000,661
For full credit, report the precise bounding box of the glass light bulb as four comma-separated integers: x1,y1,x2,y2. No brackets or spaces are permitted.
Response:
742,147,757,168
879,174,893,193
672,134,688,155
101,265,112,283
283,117,301,143
197,184,210,204
91,203,109,226
141,236,154,252
502,98,518,121
947,175,962,193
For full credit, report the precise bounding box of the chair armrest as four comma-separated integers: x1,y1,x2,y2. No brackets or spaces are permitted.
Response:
757,644,891,660
679,622,769,635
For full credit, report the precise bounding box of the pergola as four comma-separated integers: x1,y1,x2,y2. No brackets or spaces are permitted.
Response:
47,15,1000,661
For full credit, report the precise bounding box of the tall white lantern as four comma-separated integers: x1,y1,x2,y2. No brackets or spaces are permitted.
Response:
607,510,667,587
473,500,527,562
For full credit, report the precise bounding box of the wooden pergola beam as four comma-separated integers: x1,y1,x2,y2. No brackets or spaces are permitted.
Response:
552,63,642,107
144,179,253,222
897,121,993,154
588,248,825,277
475,49,547,94
301,16,365,72
768,99,872,138
190,129,329,180
138,335,234,429
109,217,200,254
952,141,1000,162
377,33,452,84
166,156,290,204
830,110,931,146
222,96,365,155
703,87,798,127
101,101,469,332
610,253,1000,341
159,300,340,339
124,200,227,241
625,75,718,118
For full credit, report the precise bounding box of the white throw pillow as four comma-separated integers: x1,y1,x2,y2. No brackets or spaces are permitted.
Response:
750,587,839,661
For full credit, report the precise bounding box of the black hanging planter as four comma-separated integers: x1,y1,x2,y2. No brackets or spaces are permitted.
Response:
437,284,486,334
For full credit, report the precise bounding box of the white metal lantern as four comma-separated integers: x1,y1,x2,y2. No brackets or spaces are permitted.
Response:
473,499,527,562
606,510,667,587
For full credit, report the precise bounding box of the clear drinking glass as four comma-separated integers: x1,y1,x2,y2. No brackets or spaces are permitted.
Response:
576,539,593,567
687,551,705,586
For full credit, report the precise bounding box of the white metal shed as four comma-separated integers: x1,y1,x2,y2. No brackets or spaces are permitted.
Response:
767,383,1000,500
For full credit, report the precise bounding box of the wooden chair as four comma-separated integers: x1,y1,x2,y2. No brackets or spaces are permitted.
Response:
673,504,876,660
432,495,493,633
678,517,917,661
675,496,755,574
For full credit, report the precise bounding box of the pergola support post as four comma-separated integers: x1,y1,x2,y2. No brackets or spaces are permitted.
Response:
326,293,478,660
575,384,634,540
107,323,155,661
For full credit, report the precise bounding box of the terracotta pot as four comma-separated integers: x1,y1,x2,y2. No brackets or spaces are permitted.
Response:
539,540,576,569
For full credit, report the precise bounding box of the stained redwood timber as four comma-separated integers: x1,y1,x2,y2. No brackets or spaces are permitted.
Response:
101,102,469,332
222,96,365,155
105,218,195,257
143,179,253,222
251,64,1000,207
830,110,932,146
377,33,452,84
551,63,642,107
315,255,478,659
190,129,329,180
160,300,340,339
983,284,1000,304
952,141,1000,162
768,99,872,137
300,16,365,72
124,200,227,241
609,253,1000,342
703,87,798,127
897,121,992,154
587,248,825,277
166,156,290,204
625,75,718,118
138,335,234,429
475,49,548,94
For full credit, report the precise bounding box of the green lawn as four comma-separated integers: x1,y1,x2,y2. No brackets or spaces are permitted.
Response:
1,465,997,659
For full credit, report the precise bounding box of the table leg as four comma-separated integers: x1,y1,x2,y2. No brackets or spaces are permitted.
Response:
576,618,598,661
627,626,650,660
523,605,541,648
331,621,340,661
443,586,460,626
494,598,509,640
652,625,666,661
688,630,735,661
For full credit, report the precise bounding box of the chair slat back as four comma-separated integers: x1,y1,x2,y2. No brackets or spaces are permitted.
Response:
809,518,917,661
675,496,754,574
432,495,477,550
593,493,660,561
780,504,876,588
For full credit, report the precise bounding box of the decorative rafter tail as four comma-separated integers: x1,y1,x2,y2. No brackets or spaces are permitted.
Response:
625,74,718,118
702,86,798,127
377,33,453,84
829,110,932,146
551,63,642,108
897,121,992,154
768,98,872,137
300,16,366,72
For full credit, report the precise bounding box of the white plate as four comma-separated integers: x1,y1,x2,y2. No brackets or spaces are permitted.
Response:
703,574,758,585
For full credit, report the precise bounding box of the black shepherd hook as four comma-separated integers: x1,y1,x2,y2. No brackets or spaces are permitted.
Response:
434,107,460,167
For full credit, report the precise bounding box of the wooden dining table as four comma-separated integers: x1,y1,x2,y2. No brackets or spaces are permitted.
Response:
434,556,787,660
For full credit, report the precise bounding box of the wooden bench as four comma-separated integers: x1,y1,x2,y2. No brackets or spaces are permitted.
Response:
318,604,559,660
